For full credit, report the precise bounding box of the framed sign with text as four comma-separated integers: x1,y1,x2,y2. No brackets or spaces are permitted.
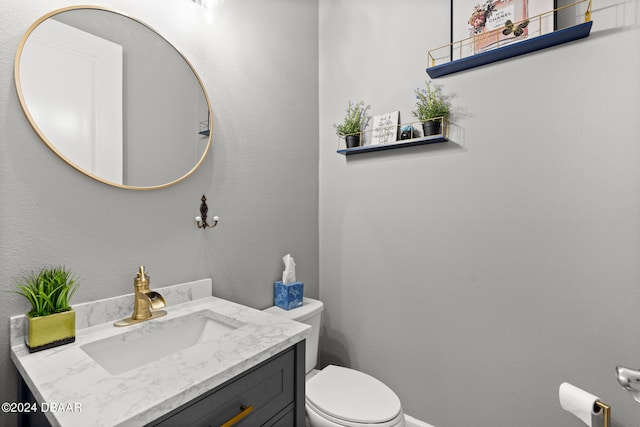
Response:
370,111,400,146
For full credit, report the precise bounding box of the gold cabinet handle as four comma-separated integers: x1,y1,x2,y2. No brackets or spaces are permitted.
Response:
220,405,254,427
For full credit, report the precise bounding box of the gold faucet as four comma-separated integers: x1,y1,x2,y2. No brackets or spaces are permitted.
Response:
114,266,167,327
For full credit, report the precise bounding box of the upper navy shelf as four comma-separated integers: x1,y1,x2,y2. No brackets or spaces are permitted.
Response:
426,21,593,79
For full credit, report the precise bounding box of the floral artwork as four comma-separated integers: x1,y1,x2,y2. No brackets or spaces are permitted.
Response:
451,0,555,59
468,1,496,37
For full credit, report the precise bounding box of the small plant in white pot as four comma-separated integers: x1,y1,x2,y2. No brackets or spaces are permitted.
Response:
413,81,451,136
333,100,369,148
13,266,79,352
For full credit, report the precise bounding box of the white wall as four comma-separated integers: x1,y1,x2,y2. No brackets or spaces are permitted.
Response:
0,1,318,425
319,0,640,426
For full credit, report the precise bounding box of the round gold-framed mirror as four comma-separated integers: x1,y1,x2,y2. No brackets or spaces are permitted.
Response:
15,6,212,190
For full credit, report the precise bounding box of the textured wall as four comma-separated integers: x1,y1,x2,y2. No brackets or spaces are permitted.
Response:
0,1,318,425
319,0,640,426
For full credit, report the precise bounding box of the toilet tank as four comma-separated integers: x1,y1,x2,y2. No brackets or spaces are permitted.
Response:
263,297,323,373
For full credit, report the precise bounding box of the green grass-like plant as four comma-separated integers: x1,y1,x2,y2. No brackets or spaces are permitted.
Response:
333,100,369,137
413,81,451,122
13,266,79,318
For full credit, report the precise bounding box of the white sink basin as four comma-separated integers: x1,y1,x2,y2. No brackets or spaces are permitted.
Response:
81,310,244,375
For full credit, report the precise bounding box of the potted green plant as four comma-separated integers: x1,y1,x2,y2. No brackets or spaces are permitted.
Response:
333,100,369,148
412,81,451,136
13,266,79,352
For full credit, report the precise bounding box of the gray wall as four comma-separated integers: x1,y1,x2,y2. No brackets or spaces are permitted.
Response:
4,0,640,426
319,0,640,426
0,1,318,426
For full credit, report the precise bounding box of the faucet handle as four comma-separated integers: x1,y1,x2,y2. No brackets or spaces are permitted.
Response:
135,266,150,289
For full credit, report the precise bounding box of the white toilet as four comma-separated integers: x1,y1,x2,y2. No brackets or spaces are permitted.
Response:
264,298,406,427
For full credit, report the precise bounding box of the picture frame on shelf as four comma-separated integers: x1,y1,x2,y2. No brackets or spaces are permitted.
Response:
370,111,399,146
450,0,557,61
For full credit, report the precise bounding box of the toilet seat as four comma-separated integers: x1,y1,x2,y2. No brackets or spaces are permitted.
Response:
306,365,404,427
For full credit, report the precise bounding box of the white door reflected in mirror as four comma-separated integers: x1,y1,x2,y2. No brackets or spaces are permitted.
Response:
21,18,123,184
15,6,212,190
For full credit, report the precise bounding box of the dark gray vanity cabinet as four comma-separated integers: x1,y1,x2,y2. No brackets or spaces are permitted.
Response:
20,341,305,427
148,341,306,427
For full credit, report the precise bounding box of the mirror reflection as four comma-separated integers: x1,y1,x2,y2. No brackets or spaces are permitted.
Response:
15,7,212,189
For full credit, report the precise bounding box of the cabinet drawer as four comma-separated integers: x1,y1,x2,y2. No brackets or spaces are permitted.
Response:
269,408,295,426
152,348,295,427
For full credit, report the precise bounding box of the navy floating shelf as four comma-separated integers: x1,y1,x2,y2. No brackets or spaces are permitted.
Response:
337,134,447,156
426,21,592,78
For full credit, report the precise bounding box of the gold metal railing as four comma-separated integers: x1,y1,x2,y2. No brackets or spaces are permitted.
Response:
427,0,592,67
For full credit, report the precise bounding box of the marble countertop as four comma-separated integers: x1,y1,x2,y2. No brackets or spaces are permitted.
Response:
10,279,310,427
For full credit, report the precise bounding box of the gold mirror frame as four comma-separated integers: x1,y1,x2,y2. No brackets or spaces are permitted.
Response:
14,6,213,190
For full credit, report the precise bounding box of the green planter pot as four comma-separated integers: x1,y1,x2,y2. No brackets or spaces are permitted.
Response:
25,309,76,353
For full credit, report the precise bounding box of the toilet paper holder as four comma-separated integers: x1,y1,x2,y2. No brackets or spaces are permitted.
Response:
560,382,610,427
592,401,610,427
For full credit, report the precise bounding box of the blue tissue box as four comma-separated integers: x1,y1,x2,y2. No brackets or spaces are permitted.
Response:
274,281,304,310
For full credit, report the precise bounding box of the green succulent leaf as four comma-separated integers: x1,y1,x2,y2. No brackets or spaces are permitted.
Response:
11,266,79,317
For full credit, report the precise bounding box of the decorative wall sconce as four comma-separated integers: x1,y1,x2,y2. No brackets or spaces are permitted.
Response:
191,0,226,24
191,0,224,9
195,194,219,229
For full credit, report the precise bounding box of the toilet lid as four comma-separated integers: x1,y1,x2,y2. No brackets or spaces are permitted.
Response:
306,365,402,424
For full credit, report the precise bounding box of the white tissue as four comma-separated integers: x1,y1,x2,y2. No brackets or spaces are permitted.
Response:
282,254,296,284
559,382,600,426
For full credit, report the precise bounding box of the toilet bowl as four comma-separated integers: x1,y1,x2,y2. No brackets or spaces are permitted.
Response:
306,365,405,427
264,298,405,427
